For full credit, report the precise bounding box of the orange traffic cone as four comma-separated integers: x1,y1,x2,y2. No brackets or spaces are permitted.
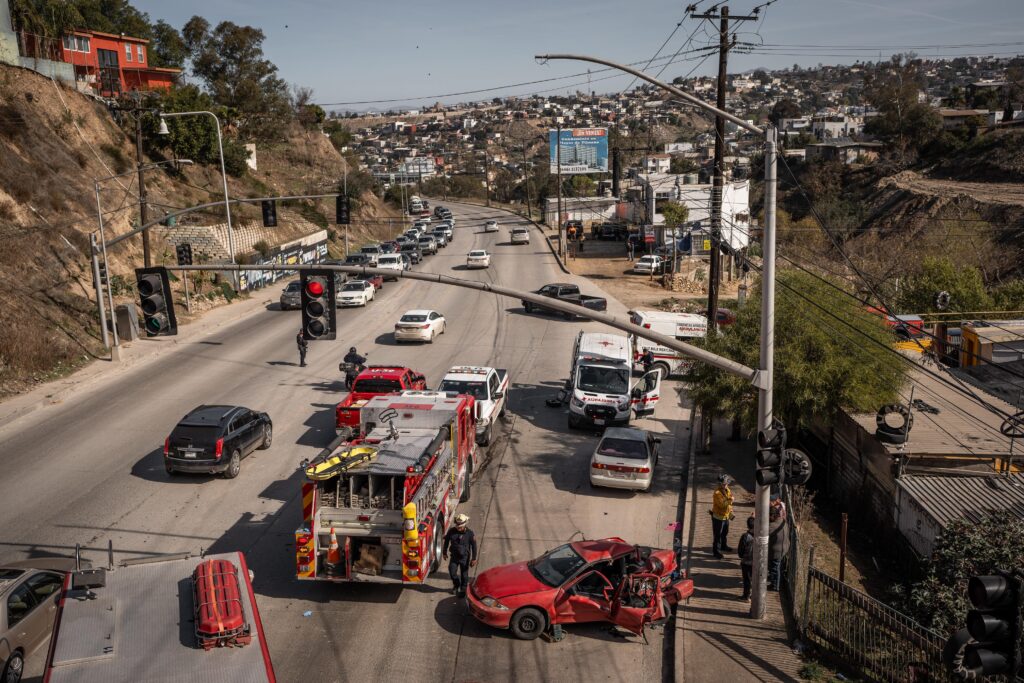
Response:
326,527,341,576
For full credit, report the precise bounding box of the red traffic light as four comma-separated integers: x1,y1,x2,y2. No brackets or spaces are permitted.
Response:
306,280,325,297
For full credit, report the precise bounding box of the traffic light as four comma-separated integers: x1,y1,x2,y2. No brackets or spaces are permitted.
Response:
97,260,108,287
956,573,1023,676
135,266,177,337
755,425,786,487
261,200,278,227
336,195,350,225
300,269,336,341
175,242,193,266
783,448,813,485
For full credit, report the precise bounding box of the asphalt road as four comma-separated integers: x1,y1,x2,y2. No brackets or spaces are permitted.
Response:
0,201,690,683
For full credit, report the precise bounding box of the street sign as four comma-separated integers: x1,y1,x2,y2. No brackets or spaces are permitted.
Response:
703,239,711,251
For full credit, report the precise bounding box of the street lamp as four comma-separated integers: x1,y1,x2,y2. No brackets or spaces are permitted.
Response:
536,52,779,620
93,158,193,359
158,111,236,283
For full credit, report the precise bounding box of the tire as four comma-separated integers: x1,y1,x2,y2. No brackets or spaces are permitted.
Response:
165,462,177,476
441,322,446,335
479,424,492,447
524,302,533,313
429,520,445,574
224,449,241,479
568,414,580,430
510,607,547,640
429,330,436,344
650,598,672,626
652,362,671,380
499,398,507,418
563,311,573,320
259,423,273,450
459,473,471,503
3,650,24,683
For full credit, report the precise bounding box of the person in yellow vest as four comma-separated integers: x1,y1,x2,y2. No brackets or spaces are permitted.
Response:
710,474,735,559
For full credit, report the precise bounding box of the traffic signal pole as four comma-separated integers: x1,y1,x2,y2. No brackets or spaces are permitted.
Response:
535,52,778,619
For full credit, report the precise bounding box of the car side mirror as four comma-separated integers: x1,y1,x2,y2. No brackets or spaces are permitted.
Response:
493,391,504,399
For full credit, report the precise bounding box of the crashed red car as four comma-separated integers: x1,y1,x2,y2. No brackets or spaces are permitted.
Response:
467,537,693,640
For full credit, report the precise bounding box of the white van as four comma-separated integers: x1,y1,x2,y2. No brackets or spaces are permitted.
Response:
568,331,662,429
629,310,708,377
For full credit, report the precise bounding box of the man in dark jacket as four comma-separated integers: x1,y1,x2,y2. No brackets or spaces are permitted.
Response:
737,516,755,601
443,513,477,598
296,330,308,367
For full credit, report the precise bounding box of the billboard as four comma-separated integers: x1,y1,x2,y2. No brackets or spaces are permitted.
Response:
549,128,609,175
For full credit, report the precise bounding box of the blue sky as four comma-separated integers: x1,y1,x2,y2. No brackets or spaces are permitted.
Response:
136,0,1024,110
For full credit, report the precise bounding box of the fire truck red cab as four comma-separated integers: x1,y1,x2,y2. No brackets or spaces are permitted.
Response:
335,366,427,434
299,391,477,585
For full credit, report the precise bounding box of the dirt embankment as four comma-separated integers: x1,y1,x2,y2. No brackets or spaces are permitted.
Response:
0,63,401,398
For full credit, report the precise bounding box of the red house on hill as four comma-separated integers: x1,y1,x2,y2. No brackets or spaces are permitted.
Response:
59,29,179,97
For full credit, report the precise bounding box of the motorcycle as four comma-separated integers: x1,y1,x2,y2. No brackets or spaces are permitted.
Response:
339,356,367,390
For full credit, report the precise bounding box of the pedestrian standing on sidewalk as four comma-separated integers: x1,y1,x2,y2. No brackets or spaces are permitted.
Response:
710,474,734,559
443,513,478,598
737,515,755,601
627,237,636,261
296,329,308,367
768,498,790,591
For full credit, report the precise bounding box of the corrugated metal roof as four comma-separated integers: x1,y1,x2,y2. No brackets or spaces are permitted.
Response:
852,366,1016,457
898,473,1024,528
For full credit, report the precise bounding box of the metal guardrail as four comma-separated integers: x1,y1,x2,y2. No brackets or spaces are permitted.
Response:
803,565,954,683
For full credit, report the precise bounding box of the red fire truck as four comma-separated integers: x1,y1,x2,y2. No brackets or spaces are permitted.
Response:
335,366,427,435
298,390,477,584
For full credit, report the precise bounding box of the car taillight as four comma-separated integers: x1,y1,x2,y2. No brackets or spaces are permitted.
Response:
214,438,224,459
420,324,430,329
163,437,170,457
593,462,649,473
644,323,651,329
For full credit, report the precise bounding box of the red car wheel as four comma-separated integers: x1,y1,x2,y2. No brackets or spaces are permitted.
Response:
510,607,546,640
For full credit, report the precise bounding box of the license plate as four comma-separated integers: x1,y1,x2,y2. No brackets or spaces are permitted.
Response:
381,535,402,545
593,418,605,426
181,451,198,459
609,471,630,479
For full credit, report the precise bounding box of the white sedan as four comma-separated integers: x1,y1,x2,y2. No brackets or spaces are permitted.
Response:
338,280,375,307
466,249,491,269
394,309,446,343
483,220,499,233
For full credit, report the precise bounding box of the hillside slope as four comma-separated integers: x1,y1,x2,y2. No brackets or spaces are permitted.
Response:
0,63,400,398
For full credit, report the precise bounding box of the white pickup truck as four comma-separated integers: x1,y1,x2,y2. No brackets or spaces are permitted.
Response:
437,366,509,445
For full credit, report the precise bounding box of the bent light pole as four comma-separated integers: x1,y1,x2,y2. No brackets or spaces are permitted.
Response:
535,53,778,619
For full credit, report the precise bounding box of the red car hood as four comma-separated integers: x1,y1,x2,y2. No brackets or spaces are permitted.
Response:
473,561,549,600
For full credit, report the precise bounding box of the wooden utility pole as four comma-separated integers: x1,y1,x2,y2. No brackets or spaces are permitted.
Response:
690,5,756,333
556,119,564,258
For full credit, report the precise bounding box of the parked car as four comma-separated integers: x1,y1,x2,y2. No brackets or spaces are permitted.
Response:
510,227,530,244
344,253,373,267
376,254,405,281
365,273,385,290
396,235,413,247
279,280,301,310
435,221,454,239
401,242,423,264
467,538,693,640
467,249,491,269
589,427,660,491
633,255,668,275
0,559,78,683
394,309,447,343
522,283,607,319
483,220,499,233
164,405,272,478
339,280,375,307
398,252,412,270
404,228,422,241
380,241,400,254
434,205,447,218
431,229,449,247
418,235,438,255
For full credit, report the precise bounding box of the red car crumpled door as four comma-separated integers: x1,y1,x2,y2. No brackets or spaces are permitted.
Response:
609,573,666,635
553,570,616,624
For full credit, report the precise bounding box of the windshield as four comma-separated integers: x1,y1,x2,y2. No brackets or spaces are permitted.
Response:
284,282,300,292
400,314,427,322
343,282,366,291
597,437,648,460
577,365,629,395
418,237,432,243
361,246,379,254
380,257,400,264
469,251,486,257
639,256,655,263
438,379,486,400
528,544,587,587
352,379,402,393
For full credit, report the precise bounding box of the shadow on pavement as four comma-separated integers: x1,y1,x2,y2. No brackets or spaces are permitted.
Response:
130,446,221,484
293,404,338,448
267,360,297,366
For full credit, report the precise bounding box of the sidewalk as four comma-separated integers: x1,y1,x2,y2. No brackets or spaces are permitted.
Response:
676,414,804,682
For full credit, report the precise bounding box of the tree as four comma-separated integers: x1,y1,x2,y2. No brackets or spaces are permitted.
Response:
183,17,291,141
891,514,1024,635
150,20,188,69
769,98,801,126
895,256,992,314
992,279,1024,311
863,55,942,161
292,86,325,129
660,201,689,231
669,157,698,174
686,270,905,433
568,175,594,197
146,84,249,176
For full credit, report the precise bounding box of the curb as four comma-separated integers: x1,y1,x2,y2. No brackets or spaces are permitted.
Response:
675,404,700,683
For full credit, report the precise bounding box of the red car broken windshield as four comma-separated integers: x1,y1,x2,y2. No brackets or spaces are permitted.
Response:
528,544,586,587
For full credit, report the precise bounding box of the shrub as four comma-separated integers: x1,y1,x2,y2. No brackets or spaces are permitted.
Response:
252,240,272,258
100,143,130,174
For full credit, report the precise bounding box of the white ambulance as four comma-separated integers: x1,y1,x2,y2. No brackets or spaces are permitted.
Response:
629,310,708,377
568,332,662,429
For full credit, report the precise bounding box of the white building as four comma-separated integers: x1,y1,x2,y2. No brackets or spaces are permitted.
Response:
635,173,750,251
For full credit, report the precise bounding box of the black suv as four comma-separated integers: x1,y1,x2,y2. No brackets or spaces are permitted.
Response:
344,253,372,267
164,405,272,478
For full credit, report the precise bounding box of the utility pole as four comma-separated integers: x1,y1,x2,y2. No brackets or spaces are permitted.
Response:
134,115,151,267
690,5,756,333
556,119,564,258
522,144,533,221
484,150,491,207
